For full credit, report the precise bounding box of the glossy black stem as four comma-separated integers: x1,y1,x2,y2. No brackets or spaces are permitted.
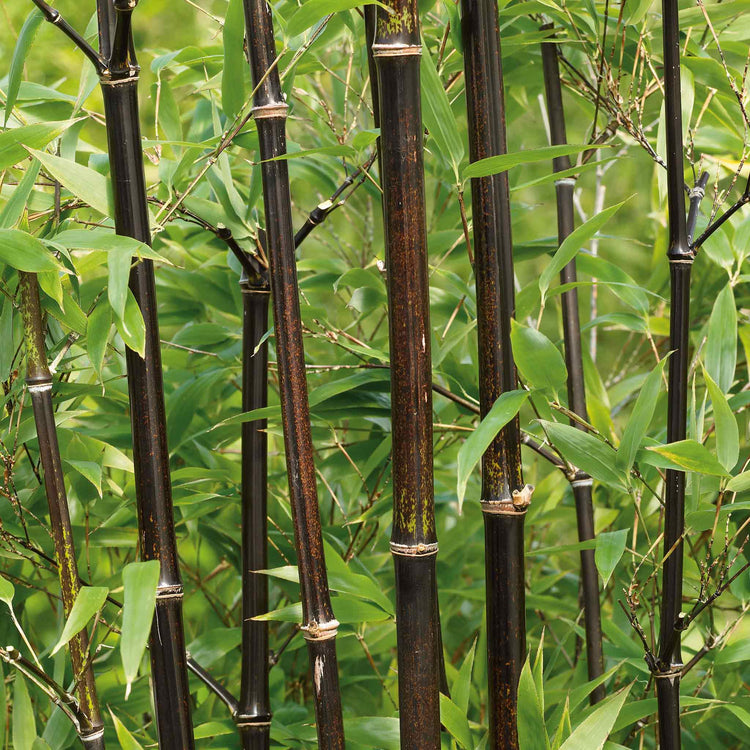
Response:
540,29,605,705
461,0,528,744
243,0,344,746
373,3,441,746
18,273,105,749
657,0,690,746
686,172,709,246
237,274,272,749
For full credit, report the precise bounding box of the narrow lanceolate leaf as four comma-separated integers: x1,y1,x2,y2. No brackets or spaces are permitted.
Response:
120,560,160,692
108,250,132,320
541,421,626,487
87,303,112,379
539,199,628,303
595,529,628,587
109,709,145,750
703,367,739,471
12,676,37,750
221,0,246,118
421,42,463,179
559,684,632,750
4,9,44,124
0,576,14,604
456,390,529,510
452,639,476,714
705,283,737,393
0,121,73,172
511,320,567,397
616,355,668,473
51,586,109,655
0,229,61,272
727,471,750,493
0,159,41,229
646,439,729,476
286,0,386,37
115,289,147,358
27,147,113,217
439,693,474,749
517,656,550,750
462,144,607,179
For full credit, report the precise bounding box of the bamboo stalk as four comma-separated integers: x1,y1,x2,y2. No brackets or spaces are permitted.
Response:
539,29,605,705
18,272,105,750
461,0,530,744
242,1,345,746
373,3,441,746
237,259,272,749
657,0,691,746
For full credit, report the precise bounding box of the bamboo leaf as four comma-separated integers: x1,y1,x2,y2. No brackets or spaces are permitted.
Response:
727,471,750,493
539,199,628,303
50,586,108,656
452,639,476,714
456,390,529,510
344,717,400,749
594,529,628,587
439,693,474,749
0,575,14,604
221,0,246,119
109,710,144,750
559,684,631,750
616,355,668,473
541,421,626,487
517,656,550,750
4,10,44,124
286,0,386,37
0,229,61,272
0,299,14,381
87,303,112,379
12,676,37,750
703,366,739,471
115,289,146,358
0,159,41,229
0,122,76,172
108,250,132,321
463,144,608,179
646,439,729,476
120,560,160,693
27,147,113,217
705,283,737,393
421,42,464,179
511,321,567,397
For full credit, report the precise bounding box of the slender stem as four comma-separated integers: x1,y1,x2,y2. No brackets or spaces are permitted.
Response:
461,0,529,744
373,2,441,746
657,0,691,746
686,172,709,245
540,29,605,705
243,0,344,746
17,273,105,748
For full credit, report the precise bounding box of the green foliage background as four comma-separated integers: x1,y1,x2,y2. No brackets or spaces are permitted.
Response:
0,0,748,747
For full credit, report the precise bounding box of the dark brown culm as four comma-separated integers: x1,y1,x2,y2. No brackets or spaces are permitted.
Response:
373,1,442,746
656,0,691,746
461,0,530,745
18,273,105,750
540,28,605,705
32,0,196,745
242,0,345,747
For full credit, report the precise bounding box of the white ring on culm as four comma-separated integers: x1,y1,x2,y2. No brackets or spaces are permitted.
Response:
389,541,439,556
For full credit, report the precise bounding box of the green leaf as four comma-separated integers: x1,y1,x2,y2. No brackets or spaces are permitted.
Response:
705,283,737,393
4,10,44,124
87,303,112,379
115,289,146,358
0,575,14,604
0,159,41,229
727,471,750,493
456,390,529,510
0,122,75,173
440,693,474,749
0,229,61,272
286,0,386,38
221,0,246,119
511,320,567,397
646,439,729,476
517,656,550,750
541,421,625,487
559,685,631,750
120,560,160,692
109,710,144,750
616,356,668,473
13,676,37,750
51,586,108,656
27,148,113,217
463,144,608,179
0,299,14,381
703,366,739,471
108,250,132,320
344,717,400,750
421,42,463,179
595,529,628,587
539,200,628,304
452,639,476,714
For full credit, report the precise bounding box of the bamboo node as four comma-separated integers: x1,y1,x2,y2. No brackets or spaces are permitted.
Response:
389,541,439,556
371,43,422,58
301,618,340,641
81,728,105,741
653,666,682,679
252,103,288,120
26,382,52,394
570,476,593,488
555,177,576,187
512,484,534,509
155,584,183,600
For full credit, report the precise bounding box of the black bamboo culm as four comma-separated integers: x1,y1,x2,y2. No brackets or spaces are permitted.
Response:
657,0,691,746
539,29,605,705
242,0,345,747
32,1,196,745
461,1,530,745
373,3,442,746
18,273,105,750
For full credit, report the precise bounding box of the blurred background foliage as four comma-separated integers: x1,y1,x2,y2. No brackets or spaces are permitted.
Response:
0,0,748,747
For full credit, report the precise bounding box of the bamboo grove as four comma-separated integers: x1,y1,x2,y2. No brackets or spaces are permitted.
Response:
0,0,748,748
